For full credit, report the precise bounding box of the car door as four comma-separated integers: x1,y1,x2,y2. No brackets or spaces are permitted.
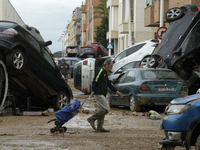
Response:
117,70,136,106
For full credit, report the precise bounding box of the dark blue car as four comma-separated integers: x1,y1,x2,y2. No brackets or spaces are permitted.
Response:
58,57,81,78
159,94,200,149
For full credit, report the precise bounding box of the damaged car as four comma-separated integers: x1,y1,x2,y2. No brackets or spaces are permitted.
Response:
107,68,188,112
0,21,73,111
140,5,200,94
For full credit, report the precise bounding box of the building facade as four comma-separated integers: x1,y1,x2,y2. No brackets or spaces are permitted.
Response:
1,0,24,25
107,0,155,55
144,0,200,27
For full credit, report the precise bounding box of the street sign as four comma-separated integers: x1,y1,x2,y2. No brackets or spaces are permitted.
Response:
157,26,167,40
107,43,113,49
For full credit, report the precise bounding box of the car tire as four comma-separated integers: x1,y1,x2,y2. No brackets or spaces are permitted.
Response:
129,95,141,112
106,92,113,107
97,53,103,58
196,88,200,94
140,56,158,68
195,134,200,150
0,60,8,111
165,7,184,22
54,91,69,110
6,49,25,74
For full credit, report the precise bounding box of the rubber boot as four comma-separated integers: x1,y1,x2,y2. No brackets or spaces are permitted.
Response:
87,110,107,131
97,111,110,132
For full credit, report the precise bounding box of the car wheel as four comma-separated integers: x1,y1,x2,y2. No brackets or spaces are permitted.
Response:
98,53,103,58
0,60,8,112
106,92,113,107
54,91,69,110
165,7,184,22
140,56,158,68
129,95,141,112
196,88,200,94
6,49,25,73
195,134,200,150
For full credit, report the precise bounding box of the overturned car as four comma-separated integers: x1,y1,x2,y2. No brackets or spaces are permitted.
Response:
140,5,200,94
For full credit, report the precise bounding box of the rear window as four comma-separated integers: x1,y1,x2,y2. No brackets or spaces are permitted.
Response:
141,70,179,80
0,22,17,28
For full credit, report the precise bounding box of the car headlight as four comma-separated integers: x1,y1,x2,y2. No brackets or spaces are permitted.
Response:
165,104,190,115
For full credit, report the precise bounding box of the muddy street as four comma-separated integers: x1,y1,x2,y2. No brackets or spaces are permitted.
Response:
0,79,189,150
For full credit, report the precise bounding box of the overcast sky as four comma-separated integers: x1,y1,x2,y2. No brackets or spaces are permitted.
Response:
9,0,84,53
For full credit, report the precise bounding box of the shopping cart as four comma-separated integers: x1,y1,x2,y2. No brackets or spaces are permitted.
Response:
47,97,89,133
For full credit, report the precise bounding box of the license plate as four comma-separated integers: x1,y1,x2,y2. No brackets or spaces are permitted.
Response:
158,87,174,91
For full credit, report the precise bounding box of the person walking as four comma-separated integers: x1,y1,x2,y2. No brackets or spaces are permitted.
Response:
59,58,71,83
87,58,123,132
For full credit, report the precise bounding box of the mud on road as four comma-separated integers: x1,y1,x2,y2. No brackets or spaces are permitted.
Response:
0,79,188,150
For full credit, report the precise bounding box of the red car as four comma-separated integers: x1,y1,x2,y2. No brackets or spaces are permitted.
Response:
86,43,108,58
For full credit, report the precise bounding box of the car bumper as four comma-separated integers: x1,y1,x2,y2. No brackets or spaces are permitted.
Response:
159,113,192,147
136,94,182,105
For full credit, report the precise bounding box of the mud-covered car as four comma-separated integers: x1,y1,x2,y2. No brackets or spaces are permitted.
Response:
159,94,200,149
0,21,73,110
107,68,188,112
140,5,200,94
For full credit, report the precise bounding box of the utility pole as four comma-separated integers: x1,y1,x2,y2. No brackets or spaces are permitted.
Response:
128,0,132,46
160,0,164,27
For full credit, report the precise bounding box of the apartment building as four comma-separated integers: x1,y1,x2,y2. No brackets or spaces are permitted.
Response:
107,0,155,55
80,0,102,46
65,0,102,53
144,0,200,27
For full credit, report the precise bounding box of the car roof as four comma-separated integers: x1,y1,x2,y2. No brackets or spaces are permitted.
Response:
126,68,172,71
59,57,81,61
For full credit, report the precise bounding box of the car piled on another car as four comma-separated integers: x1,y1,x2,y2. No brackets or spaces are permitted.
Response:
111,39,159,76
140,5,200,95
0,21,73,112
107,68,188,112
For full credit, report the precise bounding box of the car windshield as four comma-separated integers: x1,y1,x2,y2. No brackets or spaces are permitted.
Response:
141,70,179,80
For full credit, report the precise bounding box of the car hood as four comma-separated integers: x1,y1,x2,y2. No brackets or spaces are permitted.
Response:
170,93,200,104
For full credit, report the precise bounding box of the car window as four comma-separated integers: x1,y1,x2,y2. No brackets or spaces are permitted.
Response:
72,60,78,66
181,21,200,55
123,70,135,83
121,62,135,72
141,70,179,80
23,31,41,52
114,51,126,63
126,43,145,56
65,60,71,65
41,46,55,68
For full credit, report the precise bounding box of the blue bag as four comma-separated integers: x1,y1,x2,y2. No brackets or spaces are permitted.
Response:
55,99,81,123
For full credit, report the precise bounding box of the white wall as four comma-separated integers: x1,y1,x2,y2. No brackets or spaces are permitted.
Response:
0,0,24,25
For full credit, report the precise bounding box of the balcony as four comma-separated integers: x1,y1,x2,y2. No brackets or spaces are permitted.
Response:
118,23,134,34
106,31,118,40
144,5,159,27
144,0,170,27
107,0,119,8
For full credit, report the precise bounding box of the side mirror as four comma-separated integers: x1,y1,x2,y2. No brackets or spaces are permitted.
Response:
117,69,122,74
43,40,52,47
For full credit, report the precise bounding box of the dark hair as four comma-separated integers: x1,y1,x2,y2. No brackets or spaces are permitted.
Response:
103,58,112,67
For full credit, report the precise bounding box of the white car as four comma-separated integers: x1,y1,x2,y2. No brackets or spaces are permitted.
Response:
74,58,107,94
111,39,159,75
